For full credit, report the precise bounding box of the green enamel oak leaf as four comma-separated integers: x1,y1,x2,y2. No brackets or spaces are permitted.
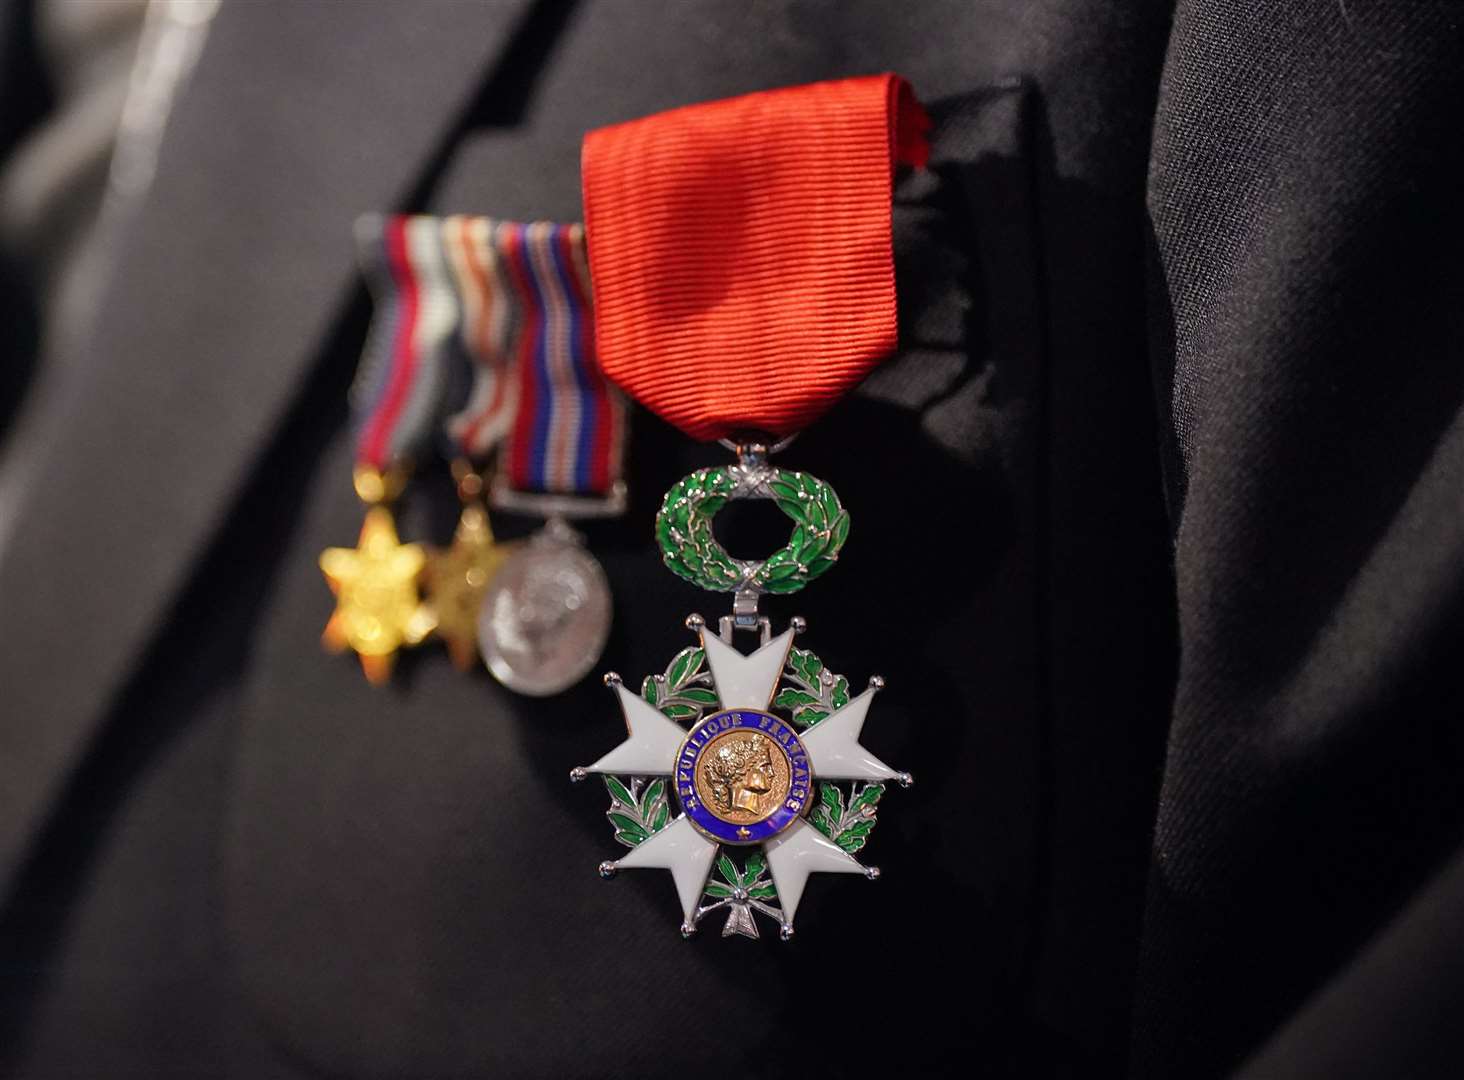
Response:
695,846,784,938
808,780,885,854
641,646,715,721
779,646,852,729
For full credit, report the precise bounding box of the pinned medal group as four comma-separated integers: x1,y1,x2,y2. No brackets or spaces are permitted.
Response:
322,73,925,939
320,215,625,694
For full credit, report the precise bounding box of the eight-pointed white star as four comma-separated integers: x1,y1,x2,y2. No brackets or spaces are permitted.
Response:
578,624,906,935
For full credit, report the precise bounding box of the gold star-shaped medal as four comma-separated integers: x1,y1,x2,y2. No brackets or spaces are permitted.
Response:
425,503,511,670
320,505,436,685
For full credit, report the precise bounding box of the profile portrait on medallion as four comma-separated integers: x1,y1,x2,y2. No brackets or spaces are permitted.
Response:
677,710,811,845
699,731,786,821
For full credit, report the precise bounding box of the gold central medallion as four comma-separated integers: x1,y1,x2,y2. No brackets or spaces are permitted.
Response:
693,729,793,826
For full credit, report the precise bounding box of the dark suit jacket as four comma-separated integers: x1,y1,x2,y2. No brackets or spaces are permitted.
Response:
2,1,1462,1077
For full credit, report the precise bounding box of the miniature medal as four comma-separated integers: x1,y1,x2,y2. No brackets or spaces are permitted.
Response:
318,213,459,684
426,464,511,671
477,517,613,696
571,74,929,937
474,221,626,697
320,470,435,685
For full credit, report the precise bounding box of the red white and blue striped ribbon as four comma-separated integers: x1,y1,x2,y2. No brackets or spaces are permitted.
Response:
351,214,624,498
441,215,519,460
497,221,624,497
352,214,461,471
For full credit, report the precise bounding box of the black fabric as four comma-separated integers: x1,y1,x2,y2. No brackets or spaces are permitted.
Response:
1137,2,1464,1075
1238,845,1464,1079
0,0,1461,1077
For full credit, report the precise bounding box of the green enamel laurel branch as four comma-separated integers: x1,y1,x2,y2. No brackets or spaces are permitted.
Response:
603,776,671,847
654,466,850,594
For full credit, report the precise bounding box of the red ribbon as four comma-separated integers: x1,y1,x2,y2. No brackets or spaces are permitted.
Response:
582,74,929,442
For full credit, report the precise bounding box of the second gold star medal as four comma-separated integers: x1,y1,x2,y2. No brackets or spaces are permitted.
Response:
571,75,927,938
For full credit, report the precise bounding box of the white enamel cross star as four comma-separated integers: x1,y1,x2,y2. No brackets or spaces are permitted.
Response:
574,618,911,939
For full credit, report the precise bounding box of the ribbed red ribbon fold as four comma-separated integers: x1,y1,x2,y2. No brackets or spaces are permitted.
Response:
582,74,928,441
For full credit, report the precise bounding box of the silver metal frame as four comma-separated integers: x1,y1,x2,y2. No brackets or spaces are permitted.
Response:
489,476,628,520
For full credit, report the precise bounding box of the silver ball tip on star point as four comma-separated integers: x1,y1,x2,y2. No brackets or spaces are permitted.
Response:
680,921,698,939
779,924,795,942
569,766,589,783
864,866,881,881
789,615,808,634
598,861,618,879
896,771,914,788
868,674,886,691
602,671,622,688
684,613,705,631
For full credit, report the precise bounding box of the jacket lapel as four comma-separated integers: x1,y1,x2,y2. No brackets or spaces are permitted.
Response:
0,0,535,894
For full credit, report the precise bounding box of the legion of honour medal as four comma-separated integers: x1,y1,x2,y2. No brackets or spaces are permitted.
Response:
571,75,929,938
321,214,625,695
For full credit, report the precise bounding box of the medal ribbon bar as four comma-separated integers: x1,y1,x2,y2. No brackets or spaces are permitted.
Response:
324,214,624,689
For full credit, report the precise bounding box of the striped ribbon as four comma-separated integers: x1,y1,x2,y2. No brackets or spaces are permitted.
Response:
352,214,461,471
441,215,520,460
497,220,624,496
350,214,624,498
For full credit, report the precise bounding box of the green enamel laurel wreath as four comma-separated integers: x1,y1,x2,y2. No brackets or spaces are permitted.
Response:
654,466,850,594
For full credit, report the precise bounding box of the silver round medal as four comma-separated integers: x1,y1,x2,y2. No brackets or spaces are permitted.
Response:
476,518,611,696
